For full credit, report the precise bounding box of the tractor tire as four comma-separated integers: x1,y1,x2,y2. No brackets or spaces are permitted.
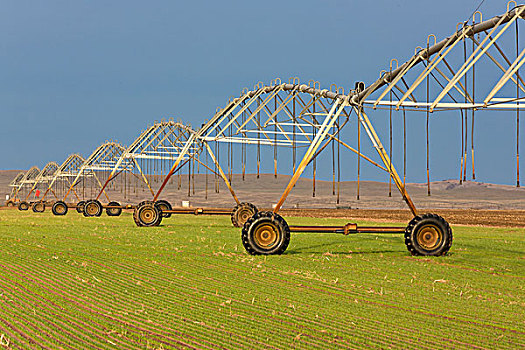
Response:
76,201,85,214
52,201,68,216
18,201,29,211
133,201,162,227
155,200,172,218
106,201,122,216
84,199,103,217
6,200,15,207
405,213,453,256
32,202,45,213
231,202,258,228
241,211,290,255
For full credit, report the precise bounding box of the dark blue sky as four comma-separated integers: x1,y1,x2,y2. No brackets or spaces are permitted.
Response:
0,0,520,184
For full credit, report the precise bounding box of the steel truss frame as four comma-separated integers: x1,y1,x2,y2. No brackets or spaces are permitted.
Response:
8,172,26,202
144,4,524,257
155,80,387,202
38,154,86,202
10,166,40,202
358,2,525,189
63,141,129,203
96,119,200,201
22,162,60,202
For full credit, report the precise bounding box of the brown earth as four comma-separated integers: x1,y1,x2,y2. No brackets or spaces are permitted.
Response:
280,208,525,227
3,170,524,227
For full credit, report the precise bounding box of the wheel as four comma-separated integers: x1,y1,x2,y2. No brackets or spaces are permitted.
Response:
231,202,258,228
155,200,172,218
31,202,45,213
405,214,453,256
133,201,162,227
241,211,290,255
84,199,103,217
76,201,85,213
52,201,68,216
18,201,29,211
6,200,15,207
106,201,122,216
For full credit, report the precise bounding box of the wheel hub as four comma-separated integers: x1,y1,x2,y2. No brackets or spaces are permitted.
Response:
254,223,278,248
86,203,98,216
238,208,253,222
417,225,442,250
56,204,66,214
140,207,156,224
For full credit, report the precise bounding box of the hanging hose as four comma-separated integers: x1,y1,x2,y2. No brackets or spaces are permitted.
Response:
463,32,469,182
357,108,361,201
187,158,191,197
257,96,261,179
403,107,407,187
389,75,393,197
313,115,316,198
426,39,431,196
274,96,278,178
205,148,208,200
517,19,521,187
332,132,335,196
292,92,296,175
472,29,476,180
191,158,195,195
337,119,341,204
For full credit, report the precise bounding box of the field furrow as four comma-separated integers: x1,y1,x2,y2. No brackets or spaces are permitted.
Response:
0,211,522,349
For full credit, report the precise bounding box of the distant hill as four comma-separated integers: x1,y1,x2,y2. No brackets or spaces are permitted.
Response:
2,170,524,210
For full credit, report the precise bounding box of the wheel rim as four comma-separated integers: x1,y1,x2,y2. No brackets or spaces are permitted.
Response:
36,203,44,211
237,207,254,224
56,204,66,214
86,203,99,216
139,207,157,225
417,224,442,250
254,222,279,248
107,203,120,215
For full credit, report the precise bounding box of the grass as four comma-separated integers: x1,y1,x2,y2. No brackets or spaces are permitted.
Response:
0,209,523,349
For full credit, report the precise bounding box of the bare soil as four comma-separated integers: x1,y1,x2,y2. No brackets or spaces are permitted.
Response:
3,170,524,227
280,208,525,227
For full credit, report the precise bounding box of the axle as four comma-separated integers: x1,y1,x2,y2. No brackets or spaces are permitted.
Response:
163,207,232,216
288,224,406,235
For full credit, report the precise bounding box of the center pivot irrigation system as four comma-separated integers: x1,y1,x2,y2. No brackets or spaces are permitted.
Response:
18,153,86,214
131,3,525,256
9,166,40,209
21,161,60,212
6,171,27,206
10,3,525,257
51,141,130,216
53,120,260,227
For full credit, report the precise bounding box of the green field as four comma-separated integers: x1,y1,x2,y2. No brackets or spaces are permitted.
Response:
0,210,523,349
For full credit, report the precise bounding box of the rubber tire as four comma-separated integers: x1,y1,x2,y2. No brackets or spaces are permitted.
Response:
76,201,85,214
231,202,258,228
106,201,122,216
32,202,45,213
405,213,453,256
18,201,29,211
52,201,68,216
133,201,162,227
84,199,103,217
241,211,290,255
155,200,172,218
6,200,15,207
